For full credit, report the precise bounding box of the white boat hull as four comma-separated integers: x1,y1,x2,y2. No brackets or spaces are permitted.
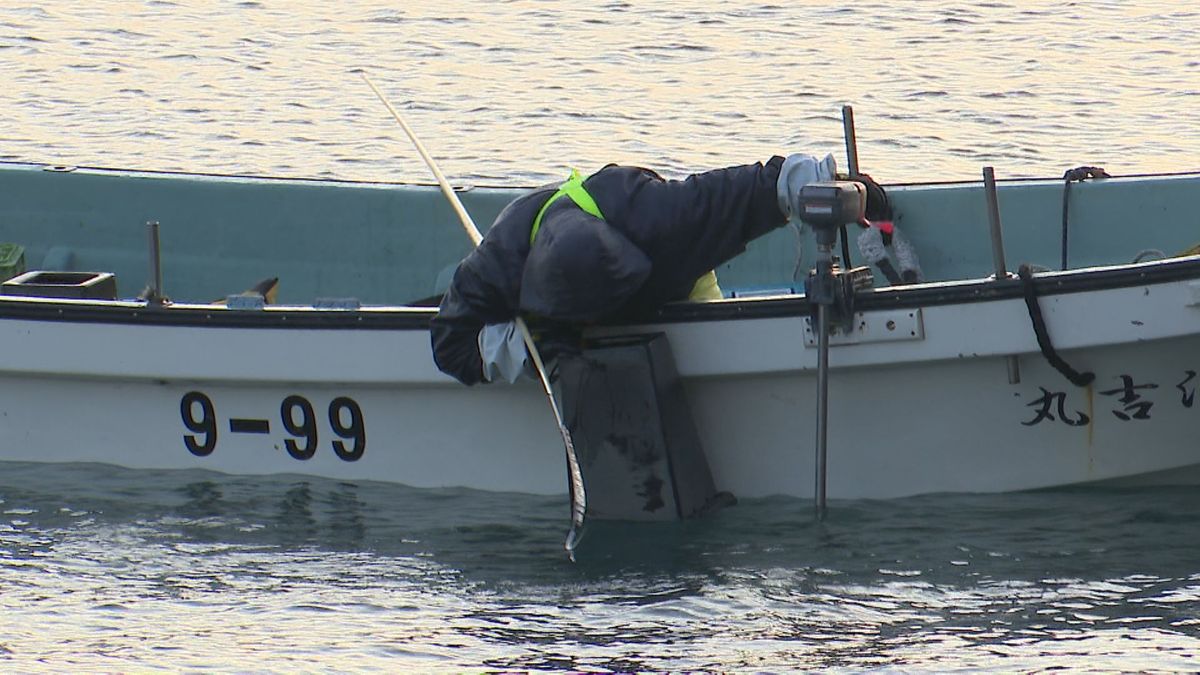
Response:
3,264,1199,500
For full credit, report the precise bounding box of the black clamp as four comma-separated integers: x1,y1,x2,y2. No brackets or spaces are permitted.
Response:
805,262,874,331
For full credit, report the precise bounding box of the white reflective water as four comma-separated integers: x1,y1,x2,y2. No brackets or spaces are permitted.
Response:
1,1,1197,185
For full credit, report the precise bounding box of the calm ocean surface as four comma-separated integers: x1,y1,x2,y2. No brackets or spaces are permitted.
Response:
2,1,1199,671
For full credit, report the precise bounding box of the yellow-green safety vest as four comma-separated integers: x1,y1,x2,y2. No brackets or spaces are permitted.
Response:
530,168,603,245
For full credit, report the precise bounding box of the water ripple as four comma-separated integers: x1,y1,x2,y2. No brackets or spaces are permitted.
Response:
0,1,1195,184
6,461,1190,670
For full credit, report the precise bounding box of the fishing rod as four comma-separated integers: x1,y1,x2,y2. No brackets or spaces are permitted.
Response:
360,73,587,558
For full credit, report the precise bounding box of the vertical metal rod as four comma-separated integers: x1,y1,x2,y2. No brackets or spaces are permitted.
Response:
841,105,860,177
982,168,1021,384
146,220,163,302
983,168,1008,276
814,300,830,520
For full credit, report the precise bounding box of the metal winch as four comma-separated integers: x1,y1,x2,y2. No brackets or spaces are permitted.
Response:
800,181,875,330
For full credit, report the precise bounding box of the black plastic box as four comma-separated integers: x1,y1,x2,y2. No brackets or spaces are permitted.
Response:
1,271,118,300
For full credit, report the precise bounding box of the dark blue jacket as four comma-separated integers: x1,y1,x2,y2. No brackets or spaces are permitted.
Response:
431,157,787,384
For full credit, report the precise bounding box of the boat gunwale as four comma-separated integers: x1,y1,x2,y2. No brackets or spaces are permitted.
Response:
4,159,1199,191
1,255,1197,330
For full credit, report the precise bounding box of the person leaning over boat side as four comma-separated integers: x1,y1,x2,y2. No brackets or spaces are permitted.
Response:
430,153,879,385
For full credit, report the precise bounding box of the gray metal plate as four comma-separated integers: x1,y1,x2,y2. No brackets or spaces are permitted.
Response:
804,308,925,347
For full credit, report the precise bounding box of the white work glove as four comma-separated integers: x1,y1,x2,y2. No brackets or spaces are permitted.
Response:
478,320,530,384
777,153,838,225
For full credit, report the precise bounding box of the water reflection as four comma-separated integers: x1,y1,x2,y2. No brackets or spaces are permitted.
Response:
2,461,1199,670
1,1,1197,184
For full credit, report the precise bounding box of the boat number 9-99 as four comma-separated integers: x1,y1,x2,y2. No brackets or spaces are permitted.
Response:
180,391,366,462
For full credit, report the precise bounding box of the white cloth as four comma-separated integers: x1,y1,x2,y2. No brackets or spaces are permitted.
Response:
856,224,925,285
776,153,839,224
890,226,923,282
856,225,889,266
478,321,529,384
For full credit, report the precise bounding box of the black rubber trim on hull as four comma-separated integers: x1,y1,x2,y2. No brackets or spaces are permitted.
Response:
0,302,437,330
654,255,1200,323
1,255,1199,330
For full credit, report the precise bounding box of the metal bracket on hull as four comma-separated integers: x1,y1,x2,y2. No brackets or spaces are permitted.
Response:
803,308,924,347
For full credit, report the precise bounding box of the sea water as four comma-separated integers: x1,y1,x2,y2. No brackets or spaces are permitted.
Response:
2,1,1199,670
2,463,1198,671
2,1,1197,185
2,461,1200,667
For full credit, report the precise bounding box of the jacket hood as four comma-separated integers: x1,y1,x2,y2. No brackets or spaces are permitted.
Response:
518,198,650,321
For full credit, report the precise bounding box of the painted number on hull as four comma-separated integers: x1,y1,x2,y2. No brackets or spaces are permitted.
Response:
180,391,366,461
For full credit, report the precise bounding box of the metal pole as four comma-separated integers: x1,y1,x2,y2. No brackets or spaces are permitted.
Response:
809,103,857,518
814,298,830,520
810,231,836,520
842,105,860,177
146,220,163,303
982,167,1021,384
983,168,1008,275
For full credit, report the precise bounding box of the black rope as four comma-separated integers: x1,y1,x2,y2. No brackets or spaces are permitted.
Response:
1018,264,1095,387
838,224,852,270
1060,166,1111,270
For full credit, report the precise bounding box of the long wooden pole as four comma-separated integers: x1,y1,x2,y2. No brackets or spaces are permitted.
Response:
362,74,587,557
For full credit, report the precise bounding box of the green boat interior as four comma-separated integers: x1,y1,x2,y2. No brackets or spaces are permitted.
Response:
1,161,1197,306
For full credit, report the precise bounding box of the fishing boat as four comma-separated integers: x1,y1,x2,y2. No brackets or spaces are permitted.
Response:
2,157,1199,512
